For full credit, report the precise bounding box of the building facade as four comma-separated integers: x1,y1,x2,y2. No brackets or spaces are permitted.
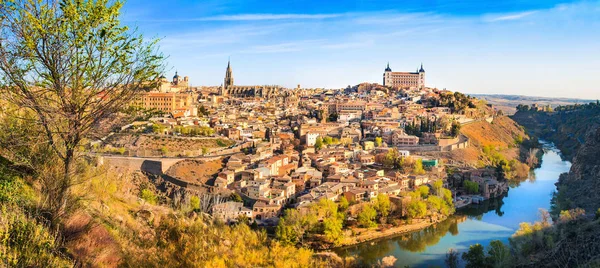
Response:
132,92,197,116
383,63,425,89
157,71,189,92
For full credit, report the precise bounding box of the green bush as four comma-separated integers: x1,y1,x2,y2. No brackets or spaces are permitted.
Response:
464,180,480,194
190,196,200,211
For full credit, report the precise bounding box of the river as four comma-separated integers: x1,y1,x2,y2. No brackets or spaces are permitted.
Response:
335,144,571,267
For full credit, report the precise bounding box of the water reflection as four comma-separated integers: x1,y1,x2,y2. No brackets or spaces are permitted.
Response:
396,216,464,253
336,145,572,267
459,193,507,218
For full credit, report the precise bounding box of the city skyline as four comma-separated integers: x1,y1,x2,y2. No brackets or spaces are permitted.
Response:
122,0,600,99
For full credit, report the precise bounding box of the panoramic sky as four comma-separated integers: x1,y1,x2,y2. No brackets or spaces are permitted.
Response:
121,0,600,99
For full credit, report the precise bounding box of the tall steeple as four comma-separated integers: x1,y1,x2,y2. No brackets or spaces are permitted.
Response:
419,63,425,73
224,58,234,88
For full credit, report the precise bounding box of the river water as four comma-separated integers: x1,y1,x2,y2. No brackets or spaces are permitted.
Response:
335,144,571,267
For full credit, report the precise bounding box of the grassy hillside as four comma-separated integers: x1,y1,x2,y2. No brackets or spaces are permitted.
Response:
461,116,526,149
0,163,72,266
0,159,334,267
449,116,536,177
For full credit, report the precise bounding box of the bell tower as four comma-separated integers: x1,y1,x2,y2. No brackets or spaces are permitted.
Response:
418,63,425,89
383,62,392,86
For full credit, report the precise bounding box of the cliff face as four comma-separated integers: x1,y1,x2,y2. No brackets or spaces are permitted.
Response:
553,127,600,215
512,109,600,160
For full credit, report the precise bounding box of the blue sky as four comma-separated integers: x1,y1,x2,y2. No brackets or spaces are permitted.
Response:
121,0,600,99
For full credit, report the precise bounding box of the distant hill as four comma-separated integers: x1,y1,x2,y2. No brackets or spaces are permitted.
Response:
471,94,596,115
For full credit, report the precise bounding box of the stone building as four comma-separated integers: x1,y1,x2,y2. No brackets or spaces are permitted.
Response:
383,63,425,89
131,91,197,116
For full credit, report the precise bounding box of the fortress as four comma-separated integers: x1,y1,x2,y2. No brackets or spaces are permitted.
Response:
220,60,282,99
383,63,426,89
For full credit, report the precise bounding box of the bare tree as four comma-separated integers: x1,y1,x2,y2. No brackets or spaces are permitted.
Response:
0,0,164,226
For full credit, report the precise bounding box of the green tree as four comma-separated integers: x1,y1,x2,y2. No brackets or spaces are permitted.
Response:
441,188,454,207
427,195,444,213
328,112,338,122
433,180,444,196
417,185,430,199
275,209,317,246
406,200,427,219
462,244,487,268
140,189,158,205
375,194,391,219
338,196,349,211
375,137,383,147
230,192,243,203
0,0,164,225
486,240,511,268
383,149,399,168
358,204,377,228
464,180,480,194
189,195,200,211
275,217,298,246
413,159,426,175
323,216,344,246
395,156,406,170
152,124,166,134
315,137,323,150
199,105,209,116
450,121,462,137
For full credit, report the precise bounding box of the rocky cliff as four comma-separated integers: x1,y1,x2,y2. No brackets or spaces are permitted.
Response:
512,106,600,160
552,126,600,216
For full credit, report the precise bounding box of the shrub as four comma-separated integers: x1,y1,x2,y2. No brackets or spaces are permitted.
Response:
189,196,200,211
140,189,158,205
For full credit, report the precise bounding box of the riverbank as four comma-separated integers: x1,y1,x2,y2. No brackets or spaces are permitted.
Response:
329,215,448,249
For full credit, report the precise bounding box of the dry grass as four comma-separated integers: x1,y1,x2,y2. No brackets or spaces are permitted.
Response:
69,165,174,267
461,117,526,149
105,134,235,153
164,159,223,184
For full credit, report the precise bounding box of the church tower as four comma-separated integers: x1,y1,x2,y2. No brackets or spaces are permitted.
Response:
418,63,425,89
383,62,392,86
224,59,234,89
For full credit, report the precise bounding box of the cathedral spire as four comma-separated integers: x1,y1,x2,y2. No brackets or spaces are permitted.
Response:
224,58,234,88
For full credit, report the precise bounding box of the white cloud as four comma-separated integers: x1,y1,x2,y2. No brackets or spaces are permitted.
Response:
484,11,538,22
